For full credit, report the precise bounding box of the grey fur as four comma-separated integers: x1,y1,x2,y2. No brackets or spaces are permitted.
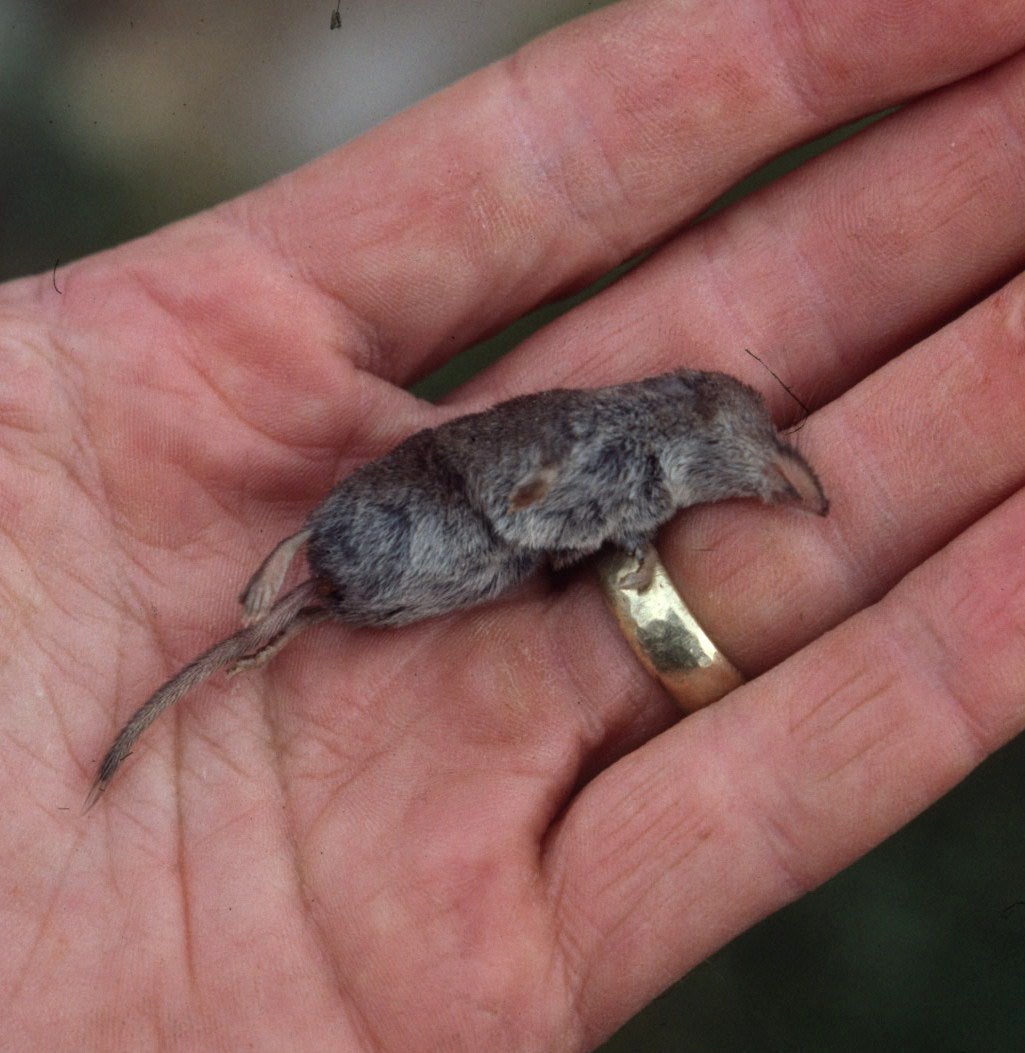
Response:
85,369,827,807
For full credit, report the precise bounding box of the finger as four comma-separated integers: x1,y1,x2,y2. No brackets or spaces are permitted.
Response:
543,479,1025,1046
458,44,1025,407
225,0,1025,384
533,265,1025,785
526,262,1025,1012
663,265,1025,672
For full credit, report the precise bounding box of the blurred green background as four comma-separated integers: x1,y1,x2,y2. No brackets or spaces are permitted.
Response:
2,3,1023,1049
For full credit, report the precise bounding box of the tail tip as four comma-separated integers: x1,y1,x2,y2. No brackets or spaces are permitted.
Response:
81,777,107,815
81,747,127,815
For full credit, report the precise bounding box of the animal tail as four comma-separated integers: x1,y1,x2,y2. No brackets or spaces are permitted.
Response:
83,579,325,812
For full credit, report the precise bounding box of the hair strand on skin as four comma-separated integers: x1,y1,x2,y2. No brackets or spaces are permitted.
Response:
744,348,811,433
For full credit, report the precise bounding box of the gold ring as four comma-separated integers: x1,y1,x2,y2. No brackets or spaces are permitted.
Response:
595,544,744,712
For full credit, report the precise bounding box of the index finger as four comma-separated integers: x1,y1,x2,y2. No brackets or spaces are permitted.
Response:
226,0,1025,385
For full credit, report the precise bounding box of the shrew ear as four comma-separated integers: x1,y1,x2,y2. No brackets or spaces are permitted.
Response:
508,463,561,511
765,448,829,516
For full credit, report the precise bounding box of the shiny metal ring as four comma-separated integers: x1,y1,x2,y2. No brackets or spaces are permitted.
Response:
596,544,744,712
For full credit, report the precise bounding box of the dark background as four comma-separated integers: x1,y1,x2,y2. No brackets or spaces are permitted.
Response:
2,3,1023,1048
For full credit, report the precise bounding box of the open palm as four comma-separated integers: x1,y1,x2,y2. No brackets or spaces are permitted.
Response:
5,2,1025,1049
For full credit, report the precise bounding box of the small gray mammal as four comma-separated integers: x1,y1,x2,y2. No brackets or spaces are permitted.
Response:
84,368,828,808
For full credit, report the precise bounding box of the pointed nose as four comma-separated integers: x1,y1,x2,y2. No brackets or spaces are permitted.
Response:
770,447,828,516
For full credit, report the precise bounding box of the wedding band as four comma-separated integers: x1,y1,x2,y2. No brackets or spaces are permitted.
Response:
595,544,744,712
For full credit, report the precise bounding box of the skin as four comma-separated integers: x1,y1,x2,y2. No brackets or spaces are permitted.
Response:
3,0,1025,1049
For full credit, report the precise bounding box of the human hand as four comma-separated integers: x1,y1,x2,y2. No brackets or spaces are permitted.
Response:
4,1,1025,1049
